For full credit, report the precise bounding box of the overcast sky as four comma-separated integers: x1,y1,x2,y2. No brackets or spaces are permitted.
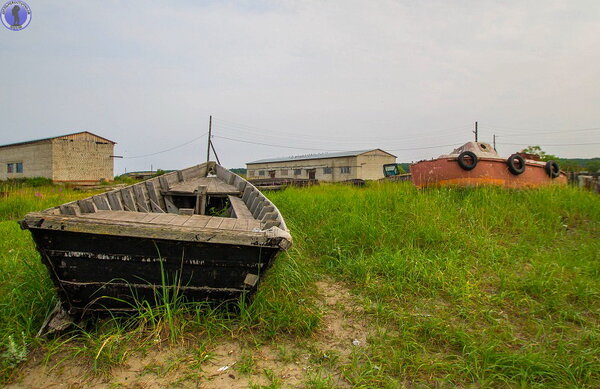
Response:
1,0,599,173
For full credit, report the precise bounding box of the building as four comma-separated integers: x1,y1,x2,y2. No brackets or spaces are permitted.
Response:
246,149,396,182
0,131,116,183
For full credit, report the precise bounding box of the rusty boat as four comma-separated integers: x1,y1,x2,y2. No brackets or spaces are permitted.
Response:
20,162,292,317
411,142,567,188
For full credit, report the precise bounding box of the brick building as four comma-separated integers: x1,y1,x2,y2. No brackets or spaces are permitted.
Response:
246,149,396,182
0,131,115,183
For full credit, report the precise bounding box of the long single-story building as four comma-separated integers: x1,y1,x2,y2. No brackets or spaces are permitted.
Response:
0,131,115,183
246,149,396,182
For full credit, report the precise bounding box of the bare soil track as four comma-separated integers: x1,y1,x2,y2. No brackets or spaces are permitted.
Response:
8,279,371,388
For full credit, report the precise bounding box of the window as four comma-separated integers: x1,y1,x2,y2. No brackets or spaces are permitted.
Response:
281,169,288,176
293,169,301,175
340,166,351,174
248,170,255,177
323,167,332,174
7,163,14,173
258,170,265,176
16,162,23,173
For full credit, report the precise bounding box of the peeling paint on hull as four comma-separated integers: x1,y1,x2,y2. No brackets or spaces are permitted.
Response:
411,157,568,189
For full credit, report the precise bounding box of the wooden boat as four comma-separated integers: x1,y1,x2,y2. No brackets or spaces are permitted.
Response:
20,162,292,316
411,142,568,188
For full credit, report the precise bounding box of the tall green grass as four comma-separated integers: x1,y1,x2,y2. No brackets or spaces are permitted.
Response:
1,181,598,387
268,182,600,387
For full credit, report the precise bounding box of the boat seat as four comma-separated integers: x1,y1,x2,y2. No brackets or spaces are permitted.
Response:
228,195,255,219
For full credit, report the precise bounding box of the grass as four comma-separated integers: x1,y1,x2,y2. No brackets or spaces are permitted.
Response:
267,182,600,387
0,180,599,387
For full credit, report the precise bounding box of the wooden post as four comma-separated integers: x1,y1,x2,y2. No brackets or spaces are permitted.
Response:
473,121,478,142
493,134,496,150
195,185,208,215
207,115,212,164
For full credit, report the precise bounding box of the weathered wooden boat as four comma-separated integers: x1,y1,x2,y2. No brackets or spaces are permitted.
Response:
411,142,568,188
20,162,292,316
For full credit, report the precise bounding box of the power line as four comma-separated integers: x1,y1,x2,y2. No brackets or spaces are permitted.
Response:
387,143,462,151
215,134,463,153
213,135,345,151
123,133,208,159
213,117,473,143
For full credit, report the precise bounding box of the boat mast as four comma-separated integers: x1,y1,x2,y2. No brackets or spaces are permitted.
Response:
473,121,478,142
207,115,212,164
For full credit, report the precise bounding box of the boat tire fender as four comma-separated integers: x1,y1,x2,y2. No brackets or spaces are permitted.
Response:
457,151,478,171
506,154,526,175
545,160,560,178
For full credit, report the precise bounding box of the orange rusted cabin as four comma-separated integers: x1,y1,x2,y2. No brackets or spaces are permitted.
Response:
411,142,567,188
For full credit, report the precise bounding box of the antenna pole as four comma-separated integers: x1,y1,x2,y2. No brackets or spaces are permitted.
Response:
473,121,478,142
207,115,212,164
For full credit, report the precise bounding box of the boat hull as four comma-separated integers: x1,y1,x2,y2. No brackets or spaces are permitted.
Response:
411,157,567,188
30,229,279,315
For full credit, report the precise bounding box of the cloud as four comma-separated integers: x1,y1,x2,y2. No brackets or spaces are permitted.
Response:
1,0,599,173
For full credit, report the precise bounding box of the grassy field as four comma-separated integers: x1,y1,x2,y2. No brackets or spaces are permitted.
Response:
0,181,598,387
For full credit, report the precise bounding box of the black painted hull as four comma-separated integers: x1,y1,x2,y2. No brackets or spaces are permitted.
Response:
30,229,279,315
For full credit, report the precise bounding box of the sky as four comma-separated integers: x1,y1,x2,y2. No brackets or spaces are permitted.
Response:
1,0,599,174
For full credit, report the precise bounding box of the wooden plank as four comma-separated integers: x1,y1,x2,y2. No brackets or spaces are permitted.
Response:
183,215,211,228
77,198,97,213
252,199,265,218
233,219,250,231
59,204,80,216
258,205,275,220
179,208,194,216
133,184,150,212
228,195,254,219
24,212,290,248
169,215,192,226
196,186,207,215
246,191,258,213
205,217,224,229
92,194,111,211
248,220,262,231
148,214,178,225
241,186,253,202
106,191,123,211
120,187,137,212
250,195,265,215
158,175,171,191
219,218,237,230
164,195,178,214
140,213,161,223
80,210,114,220
145,180,165,213
103,211,147,222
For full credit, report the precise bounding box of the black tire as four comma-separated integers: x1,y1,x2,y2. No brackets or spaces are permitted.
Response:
457,151,478,171
506,154,526,175
545,160,560,178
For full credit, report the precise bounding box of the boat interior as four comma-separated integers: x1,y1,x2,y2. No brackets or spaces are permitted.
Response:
42,162,287,234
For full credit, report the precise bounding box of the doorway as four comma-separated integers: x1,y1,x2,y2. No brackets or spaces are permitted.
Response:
307,169,316,180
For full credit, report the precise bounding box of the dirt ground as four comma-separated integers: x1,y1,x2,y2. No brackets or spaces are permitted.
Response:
7,280,371,388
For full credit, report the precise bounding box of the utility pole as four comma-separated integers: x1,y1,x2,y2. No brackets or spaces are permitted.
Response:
473,121,478,142
207,115,212,164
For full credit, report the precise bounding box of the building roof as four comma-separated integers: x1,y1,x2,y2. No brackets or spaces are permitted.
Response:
0,131,116,149
247,149,396,164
